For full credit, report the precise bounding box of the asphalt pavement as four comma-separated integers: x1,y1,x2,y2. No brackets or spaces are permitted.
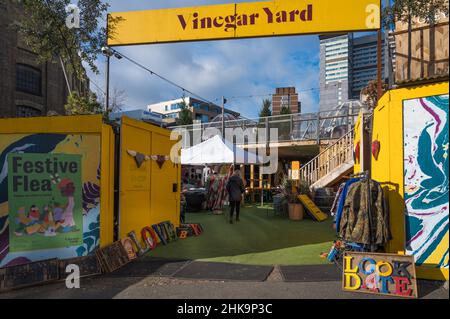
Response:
0,266,447,299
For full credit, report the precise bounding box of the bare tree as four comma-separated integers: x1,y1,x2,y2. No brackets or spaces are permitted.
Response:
98,87,127,113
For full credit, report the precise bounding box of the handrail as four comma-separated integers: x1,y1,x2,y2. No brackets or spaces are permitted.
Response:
169,107,363,131
301,127,355,168
299,128,355,188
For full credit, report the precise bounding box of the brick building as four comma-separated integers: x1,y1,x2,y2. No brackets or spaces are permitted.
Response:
0,1,89,118
271,87,300,115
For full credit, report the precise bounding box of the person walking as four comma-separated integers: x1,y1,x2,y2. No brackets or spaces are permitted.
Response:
226,169,245,224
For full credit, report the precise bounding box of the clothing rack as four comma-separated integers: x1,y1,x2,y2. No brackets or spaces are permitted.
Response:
349,170,376,252
349,171,369,179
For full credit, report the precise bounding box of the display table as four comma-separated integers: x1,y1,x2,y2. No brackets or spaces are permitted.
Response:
185,188,206,212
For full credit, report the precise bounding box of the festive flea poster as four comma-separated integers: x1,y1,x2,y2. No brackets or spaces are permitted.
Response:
7,153,83,252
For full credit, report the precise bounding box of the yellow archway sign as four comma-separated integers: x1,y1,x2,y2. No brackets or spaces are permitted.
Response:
107,0,380,46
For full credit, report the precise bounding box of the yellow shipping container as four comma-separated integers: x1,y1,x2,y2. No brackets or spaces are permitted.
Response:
354,81,449,281
0,115,180,267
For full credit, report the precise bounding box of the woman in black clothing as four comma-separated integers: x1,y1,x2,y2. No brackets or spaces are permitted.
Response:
226,170,245,224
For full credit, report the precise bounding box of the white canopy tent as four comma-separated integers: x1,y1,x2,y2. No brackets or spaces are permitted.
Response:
181,135,262,165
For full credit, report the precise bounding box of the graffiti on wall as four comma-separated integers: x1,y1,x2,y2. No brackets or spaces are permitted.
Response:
0,134,101,267
403,94,449,269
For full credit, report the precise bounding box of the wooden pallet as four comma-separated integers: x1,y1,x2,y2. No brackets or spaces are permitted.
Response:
58,255,102,279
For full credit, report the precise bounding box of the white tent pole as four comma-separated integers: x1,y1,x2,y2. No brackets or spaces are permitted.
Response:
260,165,264,207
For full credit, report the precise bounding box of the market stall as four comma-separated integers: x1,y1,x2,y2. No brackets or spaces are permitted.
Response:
181,135,261,166
181,135,262,212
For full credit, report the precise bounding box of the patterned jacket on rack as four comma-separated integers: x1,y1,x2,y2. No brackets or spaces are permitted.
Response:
338,179,392,245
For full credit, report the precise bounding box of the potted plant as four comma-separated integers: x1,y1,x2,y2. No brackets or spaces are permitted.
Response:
287,188,304,221
280,177,304,221
298,180,311,198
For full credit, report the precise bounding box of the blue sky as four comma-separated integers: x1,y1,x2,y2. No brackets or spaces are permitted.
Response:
91,0,322,118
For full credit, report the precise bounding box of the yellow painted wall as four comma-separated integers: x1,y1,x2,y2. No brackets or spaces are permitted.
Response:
371,81,449,280
100,124,115,247
119,117,180,243
0,115,104,134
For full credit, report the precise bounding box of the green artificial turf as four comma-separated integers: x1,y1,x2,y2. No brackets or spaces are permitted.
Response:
146,205,336,266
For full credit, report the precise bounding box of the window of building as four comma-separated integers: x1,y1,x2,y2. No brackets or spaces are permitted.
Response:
192,101,210,111
170,103,184,110
280,95,292,108
16,105,42,118
195,114,209,123
166,113,178,119
16,64,42,96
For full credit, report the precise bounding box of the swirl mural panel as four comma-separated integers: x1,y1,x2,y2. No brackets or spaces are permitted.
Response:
403,94,449,269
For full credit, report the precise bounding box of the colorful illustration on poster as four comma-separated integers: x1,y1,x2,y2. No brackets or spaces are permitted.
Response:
7,153,83,252
403,94,449,269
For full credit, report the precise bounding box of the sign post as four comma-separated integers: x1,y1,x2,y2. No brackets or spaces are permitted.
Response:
291,160,300,192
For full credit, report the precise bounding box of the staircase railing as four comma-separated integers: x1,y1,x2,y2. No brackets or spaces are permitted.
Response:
300,128,355,187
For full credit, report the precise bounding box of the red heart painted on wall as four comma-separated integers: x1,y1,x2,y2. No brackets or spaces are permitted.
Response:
354,141,360,163
372,140,381,160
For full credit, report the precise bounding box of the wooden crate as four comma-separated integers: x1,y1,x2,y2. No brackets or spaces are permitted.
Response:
95,241,130,273
0,259,59,292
